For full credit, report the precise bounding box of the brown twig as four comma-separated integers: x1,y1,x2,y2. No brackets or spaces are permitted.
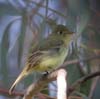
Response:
37,93,55,99
0,88,24,97
60,55,100,69
0,55,99,98
68,96,83,99
23,70,58,99
23,69,67,99
67,71,100,96
23,67,100,99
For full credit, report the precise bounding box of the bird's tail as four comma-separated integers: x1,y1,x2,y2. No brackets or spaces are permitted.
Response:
9,70,27,95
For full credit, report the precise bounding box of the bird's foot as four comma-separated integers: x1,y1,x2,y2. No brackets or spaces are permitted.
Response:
42,71,50,76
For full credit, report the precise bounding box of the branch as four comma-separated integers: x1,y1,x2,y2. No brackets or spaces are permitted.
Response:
67,71,100,96
23,67,100,99
0,88,23,97
23,70,58,99
57,69,67,99
23,69,67,99
59,55,100,69
0,55,99,98
1,71,99,98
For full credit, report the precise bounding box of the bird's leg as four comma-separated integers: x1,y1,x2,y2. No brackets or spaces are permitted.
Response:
42,71,50,76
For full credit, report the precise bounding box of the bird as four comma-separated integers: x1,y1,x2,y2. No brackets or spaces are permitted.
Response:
9,24,73,94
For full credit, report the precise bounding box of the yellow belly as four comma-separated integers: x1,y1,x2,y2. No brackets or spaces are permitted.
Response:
34,48,68,72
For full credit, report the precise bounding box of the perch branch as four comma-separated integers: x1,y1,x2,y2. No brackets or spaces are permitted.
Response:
23,69,58,99
0,55,99,98
67,71,100,96
59,55,100,69
23,69,67,99
0,88,23,97
57,69,67,99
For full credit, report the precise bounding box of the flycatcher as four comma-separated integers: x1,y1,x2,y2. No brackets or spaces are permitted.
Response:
9,24,73,94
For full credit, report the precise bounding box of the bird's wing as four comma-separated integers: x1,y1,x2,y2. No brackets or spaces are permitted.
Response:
27,38,64,67
30,36,64,53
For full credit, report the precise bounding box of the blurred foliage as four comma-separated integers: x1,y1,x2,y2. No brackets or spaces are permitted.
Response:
0,0,100,99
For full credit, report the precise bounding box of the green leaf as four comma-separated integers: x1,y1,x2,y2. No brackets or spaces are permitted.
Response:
0,18,19,87
0,23,9,87
17,11,27,68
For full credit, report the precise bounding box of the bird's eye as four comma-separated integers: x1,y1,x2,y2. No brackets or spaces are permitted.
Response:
57,31,63,35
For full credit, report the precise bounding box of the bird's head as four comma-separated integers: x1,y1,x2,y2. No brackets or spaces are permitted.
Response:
51,25,74,44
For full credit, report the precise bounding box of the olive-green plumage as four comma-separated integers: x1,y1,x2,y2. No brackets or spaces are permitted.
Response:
9,25,73,94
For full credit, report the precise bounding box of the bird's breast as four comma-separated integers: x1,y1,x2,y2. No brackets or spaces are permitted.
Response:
37,47,68,71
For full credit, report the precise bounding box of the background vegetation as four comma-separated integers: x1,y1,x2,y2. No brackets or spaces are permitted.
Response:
0,0,100,99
